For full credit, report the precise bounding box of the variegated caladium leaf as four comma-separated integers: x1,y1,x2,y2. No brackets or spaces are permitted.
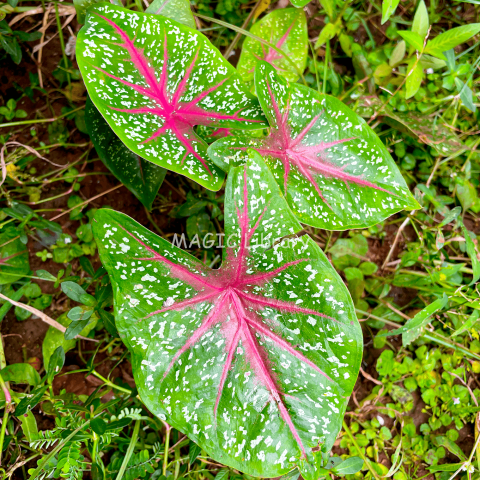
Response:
237,9,308,83
93,150,361,479
76,4,267,191
209,62,420,230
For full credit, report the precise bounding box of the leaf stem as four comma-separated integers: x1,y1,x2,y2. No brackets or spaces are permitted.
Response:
91,370,132,395
0,106,84,129
115,419,141,480
163,423,172,476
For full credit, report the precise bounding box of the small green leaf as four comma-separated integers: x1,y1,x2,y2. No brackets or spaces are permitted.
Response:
397,31,424,51
0,363,41,386
314,22,339,49
412,0,429,40
451,310,479,337
381,0,400,24
214,469,230,480
189,441,202,465
406,57,424,98
47,346,65,383
389,40,406,66
14,385,48,417
65,318,91,340
382,293,448,346
426,24,480,60
67,306,94,322
332,456,364,475
19,410,39,443
91,418,107,435
61,281,87,303
461,224,480,284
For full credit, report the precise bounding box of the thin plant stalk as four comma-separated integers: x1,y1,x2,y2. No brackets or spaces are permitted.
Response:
114,420,141,480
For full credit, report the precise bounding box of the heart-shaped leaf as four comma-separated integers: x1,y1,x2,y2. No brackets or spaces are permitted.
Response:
86,96,167,210
209,62,420,230
77,3,267,190
0,226,29,285
237,8,308,83
93,150,361,479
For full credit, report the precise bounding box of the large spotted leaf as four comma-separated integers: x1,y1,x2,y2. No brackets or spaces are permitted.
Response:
237,8,308,83
76,3,267,191
93,150,361,479
209,62,420,230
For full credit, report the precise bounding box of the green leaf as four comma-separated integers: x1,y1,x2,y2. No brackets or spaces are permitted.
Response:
332,456,364,475
451,309,479,337
61,281,87,303
314,22,339,49
237,9,308,83
0,363,41,386
383,293,448,346
461,224,480,284
389,40,406,67
92,150,362,480
14,384,48,417
0,226,30,284
406,57,424,99
381,0,400,24
67,306,94,322
91,418,107,435
85,96,167,210
189,440,202,465
456,79,477,113
98,308,119,337
65,318,91,340
47,346,65,383
214,469,230,480
77,4,266,191
42,313,97,370
435,436,467,461
208,62,419,230
412,0,429,40
397,31,424,51
19,410,39,443
426,24,480,59
146,0,195,29
319,0,335,18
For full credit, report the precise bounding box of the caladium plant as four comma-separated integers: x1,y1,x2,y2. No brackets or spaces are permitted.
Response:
209,62,420,230
93,151,362,479
76,3,267,191
237,8,308,83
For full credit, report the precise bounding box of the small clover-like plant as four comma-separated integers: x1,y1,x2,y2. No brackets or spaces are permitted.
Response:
209,62,420,230
93,151,362,479
77,3,267,190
